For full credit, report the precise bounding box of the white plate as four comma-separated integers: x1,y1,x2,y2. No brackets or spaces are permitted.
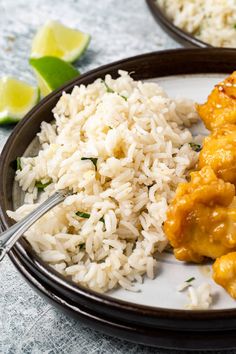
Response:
110,73,236,310
15,73,236,311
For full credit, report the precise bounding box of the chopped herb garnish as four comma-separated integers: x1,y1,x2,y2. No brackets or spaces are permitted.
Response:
35,181,52,191
102,80,127,100
185,277,195,283
99,216,106,231
234,24,236,29
16,157,22,171
76,211,105,224
76,211,90,218
79,243,86,250
120,94,128,101
189,142,202,152
103,81,115,93
11,157,22,171
81,157,98,170
147,183,155,190
76,212,106,230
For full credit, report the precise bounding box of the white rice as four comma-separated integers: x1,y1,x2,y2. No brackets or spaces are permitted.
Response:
8,71,199,293
186,283,212,310
157,0,236,48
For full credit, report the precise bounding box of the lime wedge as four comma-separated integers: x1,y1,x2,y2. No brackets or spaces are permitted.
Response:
31,20,91,63
0,77,39,124
29,56,79,97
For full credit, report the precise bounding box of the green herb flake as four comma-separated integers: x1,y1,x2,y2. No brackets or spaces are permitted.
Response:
99,216,106,231
185,277,195,283
76,212,105,226
79,243,86,250
101,79,114,93
76,211,90,219
234,24,236,29
103,81,115,93
16,157,22,171
81,157,98,170
11,157,22,171
120,94,128,101
189,142,202,152
35,180,52,191
147,183,155,190
102,80,127,100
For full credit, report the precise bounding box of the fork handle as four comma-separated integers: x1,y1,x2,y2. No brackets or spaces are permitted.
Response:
0,190,67,262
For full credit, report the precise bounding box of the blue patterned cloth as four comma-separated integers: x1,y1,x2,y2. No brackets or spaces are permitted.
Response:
0,1,232,353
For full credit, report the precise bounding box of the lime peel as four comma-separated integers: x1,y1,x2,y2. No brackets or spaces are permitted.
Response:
29,56,80,97
31,20,91,63
0,77,39,124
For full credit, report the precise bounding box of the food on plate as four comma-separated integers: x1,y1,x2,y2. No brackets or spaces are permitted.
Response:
176,277,212,307
0,76,39,125
29,56,79,97
9,68,236,304
213,252,236,299
8,71,199,293
164,166,236,263
165,71,236,300
196,71,236,130
31,20,91,63
198,124,236,185
186,283,212,310
157,0,236,48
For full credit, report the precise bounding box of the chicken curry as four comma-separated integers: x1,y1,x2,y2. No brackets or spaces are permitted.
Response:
164,72,236,300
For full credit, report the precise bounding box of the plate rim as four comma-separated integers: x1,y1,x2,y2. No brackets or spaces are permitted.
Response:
9,248,236,351
1,48,236,327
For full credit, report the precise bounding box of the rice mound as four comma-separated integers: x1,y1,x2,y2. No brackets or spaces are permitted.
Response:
157,0,236,48
8,71,199,293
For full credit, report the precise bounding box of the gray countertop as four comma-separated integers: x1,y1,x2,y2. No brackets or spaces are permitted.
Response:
0,1,205,353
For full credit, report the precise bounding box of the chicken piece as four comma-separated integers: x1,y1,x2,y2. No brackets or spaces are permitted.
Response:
198,124,236,185
196,72,236,130
164,166,236,263
213,252,236,299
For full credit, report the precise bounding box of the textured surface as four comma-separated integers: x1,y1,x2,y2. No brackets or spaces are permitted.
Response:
0,0,217,353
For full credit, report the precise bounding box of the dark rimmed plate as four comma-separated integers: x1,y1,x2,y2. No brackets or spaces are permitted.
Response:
146,0,210,48
1,49,236,350
9,247,236,351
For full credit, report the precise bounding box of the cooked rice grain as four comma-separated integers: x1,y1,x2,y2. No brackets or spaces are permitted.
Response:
157,0,236,48
8,71,199,293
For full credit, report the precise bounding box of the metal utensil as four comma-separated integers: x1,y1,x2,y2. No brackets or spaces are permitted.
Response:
0,189,70,262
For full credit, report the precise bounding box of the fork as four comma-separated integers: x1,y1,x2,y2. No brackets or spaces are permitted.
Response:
0,189,70,262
